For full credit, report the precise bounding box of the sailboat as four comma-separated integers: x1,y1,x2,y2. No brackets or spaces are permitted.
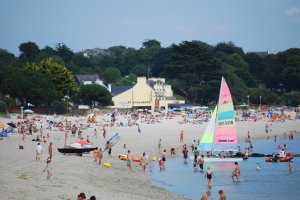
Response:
197,77,243,162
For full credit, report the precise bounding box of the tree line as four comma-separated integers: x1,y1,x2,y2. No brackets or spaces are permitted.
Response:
0,40,300,114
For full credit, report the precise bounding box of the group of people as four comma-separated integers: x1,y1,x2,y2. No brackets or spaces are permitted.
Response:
77,192,96,200
201,190,226,200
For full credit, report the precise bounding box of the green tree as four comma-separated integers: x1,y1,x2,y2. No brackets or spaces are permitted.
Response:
0,67,58,107
0,49,16,67
78,84,113,107
55,43,74,62
116,74,137,86
214,41,244,56
142,39,161,48
18,41,40,61
164,41,221,103
282,91,300,107
247,88,278,105
103,67,121,84
29,59,78,98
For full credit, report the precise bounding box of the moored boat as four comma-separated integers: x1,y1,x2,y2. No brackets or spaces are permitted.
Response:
265,152,294,162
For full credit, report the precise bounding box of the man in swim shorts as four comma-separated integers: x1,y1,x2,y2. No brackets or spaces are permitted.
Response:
198,155,205,171
201,191,211,200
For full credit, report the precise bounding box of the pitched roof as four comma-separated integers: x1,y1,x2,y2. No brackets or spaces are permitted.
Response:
111,86,132,97
74,74,101,84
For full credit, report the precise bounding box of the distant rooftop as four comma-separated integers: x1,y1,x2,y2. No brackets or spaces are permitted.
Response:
247,51,277,57
74,74,101,84
111,86,132,97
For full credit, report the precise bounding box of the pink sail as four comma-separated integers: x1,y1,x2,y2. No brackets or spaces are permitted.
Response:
214,77,238,152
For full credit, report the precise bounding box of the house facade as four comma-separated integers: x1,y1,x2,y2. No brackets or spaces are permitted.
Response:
110,77,185,111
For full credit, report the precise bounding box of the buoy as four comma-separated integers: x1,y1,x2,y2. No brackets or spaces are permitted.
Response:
152,156,157,161
103,162,111,167
132,158,141,162
120,156,127,160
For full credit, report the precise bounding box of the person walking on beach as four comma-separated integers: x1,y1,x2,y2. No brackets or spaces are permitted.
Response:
200,191,211,200
127,150,133,171
93,128,98,138
40,126,43,137
102,126,106,139
47,142,53,162
158,138,162,153
232,162,240,182
44,159,52,179
35,143,43,161
140,152,148,172
106,141,112,158
205,166,215,187
218,190,226,200
180,130,184,143
161,149,167,167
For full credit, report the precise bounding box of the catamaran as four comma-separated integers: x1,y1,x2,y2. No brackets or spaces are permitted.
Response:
197,77,243,162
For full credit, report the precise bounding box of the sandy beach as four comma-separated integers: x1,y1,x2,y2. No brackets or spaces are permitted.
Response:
0,113,299,200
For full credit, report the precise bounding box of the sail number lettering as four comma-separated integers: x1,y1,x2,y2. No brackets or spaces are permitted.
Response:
218,120,233,126
218,139,235,142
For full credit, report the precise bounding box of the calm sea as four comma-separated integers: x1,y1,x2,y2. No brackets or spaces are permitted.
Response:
148,136,300,200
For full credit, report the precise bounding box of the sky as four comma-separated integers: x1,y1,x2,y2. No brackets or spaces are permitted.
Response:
1,0,300,56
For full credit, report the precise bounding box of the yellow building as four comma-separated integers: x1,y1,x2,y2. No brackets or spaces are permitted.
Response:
110,77,185,111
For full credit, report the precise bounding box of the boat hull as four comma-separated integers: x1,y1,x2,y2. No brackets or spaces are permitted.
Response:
58,147,96,154
265,156,294,162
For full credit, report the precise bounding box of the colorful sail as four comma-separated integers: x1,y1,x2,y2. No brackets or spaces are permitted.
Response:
214,77,238,152
197,106,217,152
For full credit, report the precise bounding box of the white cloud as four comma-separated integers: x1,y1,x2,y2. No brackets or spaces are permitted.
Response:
285,7,300,17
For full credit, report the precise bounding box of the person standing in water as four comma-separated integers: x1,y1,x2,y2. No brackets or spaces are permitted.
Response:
158,138,162,153
198,155,205,172
44,159,52,180
140,152,148,172
218,190,226,200
200,191,211,200
256,162,261,171
205,166,215,187
127,150,133,171
232,162,240,182
288,161,293,173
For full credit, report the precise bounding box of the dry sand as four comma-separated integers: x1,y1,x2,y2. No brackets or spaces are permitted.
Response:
0,114,299,200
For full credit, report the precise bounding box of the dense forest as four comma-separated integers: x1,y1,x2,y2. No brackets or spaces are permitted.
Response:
0,39,300,113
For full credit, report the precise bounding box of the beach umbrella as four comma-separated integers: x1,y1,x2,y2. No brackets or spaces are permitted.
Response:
24,109,34,114
7,122,17,128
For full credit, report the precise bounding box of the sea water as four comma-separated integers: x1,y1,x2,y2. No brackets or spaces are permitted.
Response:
148,136,300,200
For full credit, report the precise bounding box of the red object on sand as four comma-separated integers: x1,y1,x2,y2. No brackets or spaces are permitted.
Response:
76,141,90,145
